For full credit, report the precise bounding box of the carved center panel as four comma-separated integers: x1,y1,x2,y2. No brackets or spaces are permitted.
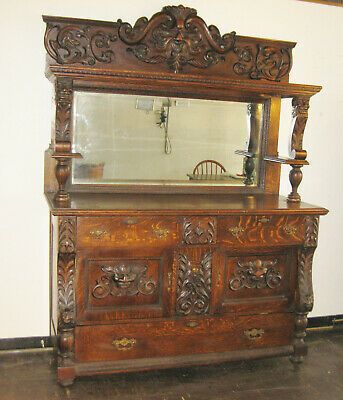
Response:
182,217,217,245
176,250,212,316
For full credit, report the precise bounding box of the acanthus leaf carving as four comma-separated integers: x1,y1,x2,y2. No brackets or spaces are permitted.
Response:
304,216,319,248
297,247,315,313
92,263,156,298
55,78,73,142
118,5,236,73
229,259,282,291
44,23,118,66
182,217,216,245
58,217,76,253
176,251,212,316
233,44,292,82
57,253,76,327
291,97,310,158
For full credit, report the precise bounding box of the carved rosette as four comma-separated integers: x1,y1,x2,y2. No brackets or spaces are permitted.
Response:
233,45,292,82
118,5,236,73
44,23,118,65
176,251,212,316
229,259,282,291
92,263,156,298
182,217,216,245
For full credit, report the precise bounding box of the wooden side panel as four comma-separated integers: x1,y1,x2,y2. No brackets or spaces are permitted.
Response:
74,313,293,363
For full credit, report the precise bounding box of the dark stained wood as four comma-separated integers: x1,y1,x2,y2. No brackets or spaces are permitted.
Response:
42,5,328,386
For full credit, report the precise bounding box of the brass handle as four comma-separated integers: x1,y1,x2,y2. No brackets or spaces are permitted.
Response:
112,337,136,351
283,225,297,235
228,226,245,238
244,328,264,340
89,230,108,239
258,217,270,224
185,321,199,328
123,218,138,225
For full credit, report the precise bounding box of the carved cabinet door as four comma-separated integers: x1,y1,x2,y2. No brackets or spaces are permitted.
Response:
76,248,173,322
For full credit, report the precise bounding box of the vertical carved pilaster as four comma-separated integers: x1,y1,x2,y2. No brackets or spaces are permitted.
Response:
57,217,76,364
287,97,310,203
55,78,73,143
291,216,319,364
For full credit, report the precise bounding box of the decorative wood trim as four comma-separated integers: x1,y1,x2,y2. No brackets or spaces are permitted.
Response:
58,217,76,253
182,217,217,245
304,216,319,248
229,259,282,291
291,97,310,160
297,247,315,313
57,253,76,327
43,6,296,83
55,78,73,143
176,251,212,316
92,263,156,298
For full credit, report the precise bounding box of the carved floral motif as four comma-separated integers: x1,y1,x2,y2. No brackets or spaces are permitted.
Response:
233,45,292,82
176,251,212,316
183,217,216,245
92,263,156,298
229,259,281,290
44,23,118,65
118,5,236,73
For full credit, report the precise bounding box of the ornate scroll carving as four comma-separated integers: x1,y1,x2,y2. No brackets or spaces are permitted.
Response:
44,23,118,65
92,263,156,298
233,45,292,82
118,5,236,73
304,216,319,248
182,217,216,245
58,217,76,253
55,78,73,142
176,251,212,316
57,253,76,326
291,97,310,159
229,259,281,291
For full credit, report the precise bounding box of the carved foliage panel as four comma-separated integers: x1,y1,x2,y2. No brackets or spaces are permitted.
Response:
224,253,291,304
55,78,73,143
176,247,213,316
182,217,217,245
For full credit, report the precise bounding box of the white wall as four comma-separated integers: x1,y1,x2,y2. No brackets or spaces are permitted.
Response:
0,0,342,338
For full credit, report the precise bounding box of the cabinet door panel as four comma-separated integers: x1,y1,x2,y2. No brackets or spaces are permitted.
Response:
218,250,296,314
76,250,172,323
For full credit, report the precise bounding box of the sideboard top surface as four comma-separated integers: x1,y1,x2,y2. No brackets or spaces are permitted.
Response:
45,193,328,216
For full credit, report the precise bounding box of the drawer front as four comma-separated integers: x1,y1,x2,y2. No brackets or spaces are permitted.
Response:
76,250,172,322
218,215,305,247
217,251,296,314
75,313,293,362
77,216,178,249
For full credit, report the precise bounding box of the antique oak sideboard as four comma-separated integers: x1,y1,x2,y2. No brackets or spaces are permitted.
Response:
43,5,328,386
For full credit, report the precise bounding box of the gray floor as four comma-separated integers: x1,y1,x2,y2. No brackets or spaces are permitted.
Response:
0,331,342,400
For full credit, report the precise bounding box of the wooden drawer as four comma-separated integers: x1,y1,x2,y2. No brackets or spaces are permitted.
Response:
77,216,178,249
218,215,305,247
75,313,293,362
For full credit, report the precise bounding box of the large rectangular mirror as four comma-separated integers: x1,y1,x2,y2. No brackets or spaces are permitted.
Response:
72,92,264,187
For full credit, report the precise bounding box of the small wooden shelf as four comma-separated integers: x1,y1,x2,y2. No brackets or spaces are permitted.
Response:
264,155,309,166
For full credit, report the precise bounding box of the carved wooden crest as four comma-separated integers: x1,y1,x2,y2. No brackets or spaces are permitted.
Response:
118,5,236,73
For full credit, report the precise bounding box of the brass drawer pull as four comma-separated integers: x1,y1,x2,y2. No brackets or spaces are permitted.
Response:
228,226,245,238
244,328,264,340
89,230,108,239
112,337,136,351
283,225,297,235
185,321,199,328
123,218,138,225
258,217,270,224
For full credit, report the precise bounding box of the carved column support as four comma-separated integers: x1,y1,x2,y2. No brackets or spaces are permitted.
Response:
55,78,73,144
53,157,71,203
57,217,77,366
243,156,255,186
291,216,318,364
287,164,303,203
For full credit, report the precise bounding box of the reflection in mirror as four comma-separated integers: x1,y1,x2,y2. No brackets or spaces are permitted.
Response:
72,92,264,186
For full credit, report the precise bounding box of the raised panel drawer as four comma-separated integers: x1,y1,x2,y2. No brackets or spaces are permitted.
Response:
75,313,293,362
218,215,305,247
77,216,178,249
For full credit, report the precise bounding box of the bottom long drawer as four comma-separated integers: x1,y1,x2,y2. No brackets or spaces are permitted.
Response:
75,313,293,363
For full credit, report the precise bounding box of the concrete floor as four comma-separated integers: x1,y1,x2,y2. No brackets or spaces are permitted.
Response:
0,331,342,400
